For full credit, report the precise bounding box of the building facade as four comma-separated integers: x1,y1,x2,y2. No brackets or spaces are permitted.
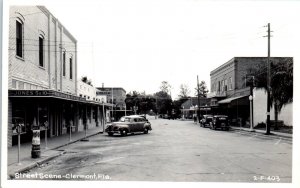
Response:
181,97,211,119
208,57,293,127
96,87,126,109
7,6,109,147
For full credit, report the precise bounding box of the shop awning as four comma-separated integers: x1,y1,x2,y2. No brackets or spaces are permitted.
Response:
218,95,248,104
8,89,114,107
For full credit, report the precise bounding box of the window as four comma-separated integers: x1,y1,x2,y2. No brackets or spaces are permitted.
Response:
229,77,233,90
18,82,24,89
63,51,66,76
16,20,23,57
39,36,44,67
69,57,73,79
12,80,17,89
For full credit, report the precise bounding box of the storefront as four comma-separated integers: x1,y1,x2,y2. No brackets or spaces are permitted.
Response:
8,90,110,147
217,95,250,127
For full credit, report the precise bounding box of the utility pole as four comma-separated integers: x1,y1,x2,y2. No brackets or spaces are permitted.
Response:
266,23,271,135
197,75,201,123
111,87,114,122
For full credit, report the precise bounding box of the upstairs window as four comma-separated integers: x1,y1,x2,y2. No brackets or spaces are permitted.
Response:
69,57,73,79
229,77,233,90
63,51,66,76
16,20,23,57
39,36,44,67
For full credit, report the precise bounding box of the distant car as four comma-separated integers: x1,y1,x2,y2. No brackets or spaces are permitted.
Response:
210,115,230,131
200,115,213,128
105,116,152,136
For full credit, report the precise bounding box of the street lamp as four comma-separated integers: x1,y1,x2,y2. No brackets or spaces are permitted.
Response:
249,95,255,132
101,98,105,133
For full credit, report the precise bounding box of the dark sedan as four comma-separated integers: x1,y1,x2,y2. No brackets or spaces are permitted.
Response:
105,115,152,136
210,115,230,131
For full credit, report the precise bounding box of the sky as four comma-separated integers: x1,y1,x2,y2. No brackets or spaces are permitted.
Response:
6,0,300,99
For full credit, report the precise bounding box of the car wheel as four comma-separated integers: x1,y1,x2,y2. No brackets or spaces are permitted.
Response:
108,132,113,136
120,129,128,136
144,128,148,134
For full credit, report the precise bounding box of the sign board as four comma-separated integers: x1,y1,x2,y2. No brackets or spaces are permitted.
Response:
9,90,86,102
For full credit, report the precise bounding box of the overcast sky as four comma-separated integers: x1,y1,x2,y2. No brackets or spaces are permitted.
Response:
7,0,300,99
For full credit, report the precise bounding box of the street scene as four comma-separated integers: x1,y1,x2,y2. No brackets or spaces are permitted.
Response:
11,117,293,182
2,0,299,187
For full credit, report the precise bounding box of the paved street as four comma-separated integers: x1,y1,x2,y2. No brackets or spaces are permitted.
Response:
16,117,292,182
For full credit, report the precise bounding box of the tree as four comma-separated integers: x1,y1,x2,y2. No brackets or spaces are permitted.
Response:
178,84,190,99
81,76,93,86
125,91,157,115
154,91,172,115
160,81,171,94
249,57,293,129
195,81,209,97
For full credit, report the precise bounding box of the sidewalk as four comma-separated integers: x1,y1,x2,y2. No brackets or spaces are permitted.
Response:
7,126,104,179
230,126,293,139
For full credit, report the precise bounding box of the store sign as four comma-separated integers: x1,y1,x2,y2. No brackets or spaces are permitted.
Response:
9,90,86,101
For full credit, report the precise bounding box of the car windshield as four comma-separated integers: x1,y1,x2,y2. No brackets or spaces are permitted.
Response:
119,117,131,122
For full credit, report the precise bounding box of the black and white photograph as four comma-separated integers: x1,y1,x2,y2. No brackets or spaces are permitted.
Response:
1,0,299,188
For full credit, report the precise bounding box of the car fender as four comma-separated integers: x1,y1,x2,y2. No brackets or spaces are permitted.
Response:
143,122,152,130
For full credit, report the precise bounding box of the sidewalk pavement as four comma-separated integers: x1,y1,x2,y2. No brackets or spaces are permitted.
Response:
7,126,104,179
230,126,292,139
186,120,292,139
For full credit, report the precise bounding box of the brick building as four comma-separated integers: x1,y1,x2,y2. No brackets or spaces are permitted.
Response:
208,57,293,127
7,6,110,147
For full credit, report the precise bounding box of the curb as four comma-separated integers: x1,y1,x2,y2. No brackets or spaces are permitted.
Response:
8,151,66,179
231,127,292,139
8,131,103,179
50,131,102,150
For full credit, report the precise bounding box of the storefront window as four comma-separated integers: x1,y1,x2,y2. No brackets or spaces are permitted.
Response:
12,105,26,135
38,105,48,130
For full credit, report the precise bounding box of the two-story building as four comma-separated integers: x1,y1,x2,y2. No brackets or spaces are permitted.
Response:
7,6,110,147
96,86,127,121
208,57,293,127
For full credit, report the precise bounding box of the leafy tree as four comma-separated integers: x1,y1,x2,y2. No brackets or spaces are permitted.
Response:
81,76,93,86
178,84,191,99
195,81,209,97
125,91,156,115
154,91,172,115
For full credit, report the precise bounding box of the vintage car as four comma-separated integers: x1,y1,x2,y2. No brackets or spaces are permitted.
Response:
105,115,152,136
210,115,230,131
200,115,213,128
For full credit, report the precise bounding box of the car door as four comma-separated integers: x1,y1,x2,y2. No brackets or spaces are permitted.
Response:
128,118,136,132
136,117,145,132
131,118,140,132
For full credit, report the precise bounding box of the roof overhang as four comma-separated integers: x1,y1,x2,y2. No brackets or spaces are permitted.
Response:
218,95,248,104
9,89,114,107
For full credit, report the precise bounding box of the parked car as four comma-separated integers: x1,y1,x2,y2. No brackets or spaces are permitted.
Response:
105,115,152,136
210,115,230,131
200,115,213,128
